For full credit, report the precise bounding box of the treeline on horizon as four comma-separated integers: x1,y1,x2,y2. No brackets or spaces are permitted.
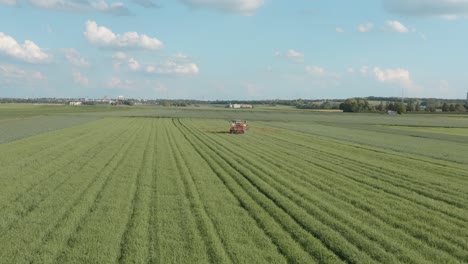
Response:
1,97,467,113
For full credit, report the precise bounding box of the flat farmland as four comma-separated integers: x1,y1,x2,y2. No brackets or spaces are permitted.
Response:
0,109,467,263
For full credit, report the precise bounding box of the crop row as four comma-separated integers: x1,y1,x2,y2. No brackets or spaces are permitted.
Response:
177,118,467,263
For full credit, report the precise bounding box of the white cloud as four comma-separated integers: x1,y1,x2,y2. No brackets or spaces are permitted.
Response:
112,53,198,75
113,51,127,60
360,66,368,74
374,67,410,83
91,1,130,15
84,20,163,49
276,49,304,63
305,65,325,75
285,49,304,62
29,0,130,15
64,48,89,67
347,67,354,73
386,20,409,33
180,0,264,15
383,0,468,19
373,67,422,94
29,0,84,10
0,0,18,6
336,27,345,33
72,71,89,86
127,57,141,71
358,22,373,33
106,77,135,90
0,64,45,82
146,61,199,75
0,33,49,63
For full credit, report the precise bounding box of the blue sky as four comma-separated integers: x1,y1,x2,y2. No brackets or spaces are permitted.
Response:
1,0,468,100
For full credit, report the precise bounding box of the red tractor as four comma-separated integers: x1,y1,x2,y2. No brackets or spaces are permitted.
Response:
229,120,248,134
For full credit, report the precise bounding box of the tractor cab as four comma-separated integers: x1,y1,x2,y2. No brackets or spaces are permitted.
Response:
229,120,248,134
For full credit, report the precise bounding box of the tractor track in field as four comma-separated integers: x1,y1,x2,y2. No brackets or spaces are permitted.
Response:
261,121,468,179
0,119,112,172
195,121,466,263
239,118,468,195
29,127,143,263
148,123,161,264
174,120,316,264
52,122,146,263
2,116,467,264
181,118,466,262
180,120,388,264
176,119,345,264
117,119,156,264
0,120,145,263
257,129,468,203
247,127,468,224
169,119,233,264
239,127,466,258
0,120,137,235
232,130,468,259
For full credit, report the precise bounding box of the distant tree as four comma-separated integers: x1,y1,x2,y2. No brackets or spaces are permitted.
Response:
415,102,421,111
394,102,406,115
376,101,385,112
442,102,449,112
425,100,436,112
449,104,456,112
339,98,373,112
387,102,395,111
320,100,332,109
455,103,466,112
406,100,414,112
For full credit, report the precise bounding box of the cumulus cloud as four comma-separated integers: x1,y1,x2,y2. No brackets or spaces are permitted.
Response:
29,0,85,10
0,0,18,6
285,49,304,62
276,49,304,63
374,67,410,84
180,0,264,15
0,64,45,82
112,51,127,60
91,1,130,15
305,65,325,75
146,61,199,75
64,48,89,67
385,20,409,33
112,52,198,75
0,33,49,63
127,57,141,71
72,71,89,86
383,0,468,19
29,0,130,15
84,21,164,50
373,67,422,94
360,66,368,74
336,27,345,33
358,22,373,32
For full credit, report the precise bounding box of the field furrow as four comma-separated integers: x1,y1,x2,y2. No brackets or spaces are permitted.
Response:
1,112,466,264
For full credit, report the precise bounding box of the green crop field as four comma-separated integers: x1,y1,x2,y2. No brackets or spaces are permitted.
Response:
0,105,467,263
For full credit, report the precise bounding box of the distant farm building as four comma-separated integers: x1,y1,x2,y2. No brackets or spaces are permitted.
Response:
69,101,83,106
228,104,254,109
387,110,397,115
